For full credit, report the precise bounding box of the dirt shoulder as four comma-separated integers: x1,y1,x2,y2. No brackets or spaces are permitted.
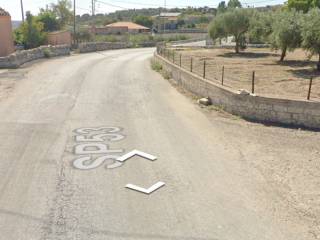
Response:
161,67,320,239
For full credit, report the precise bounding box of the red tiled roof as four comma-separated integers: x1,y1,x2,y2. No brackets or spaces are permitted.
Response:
106,22,150,30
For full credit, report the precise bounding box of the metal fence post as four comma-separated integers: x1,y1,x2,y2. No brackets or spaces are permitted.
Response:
222,66,224,85
190,57,193,72
252,71,255,94
307,77,313,100
173,51,175,63
203,60,206,79
179,54,182,67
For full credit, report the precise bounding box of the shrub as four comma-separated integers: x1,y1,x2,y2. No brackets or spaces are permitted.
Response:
43,48,52,58
150,60,163,72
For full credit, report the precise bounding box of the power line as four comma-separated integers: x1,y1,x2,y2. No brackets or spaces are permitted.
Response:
87,0,284,15
96,0,129,10
77,6,91,11
243,0,280,5
96,0,214,9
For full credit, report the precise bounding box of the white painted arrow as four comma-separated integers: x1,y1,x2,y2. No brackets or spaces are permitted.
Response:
116,150,157,162
125,182,165,194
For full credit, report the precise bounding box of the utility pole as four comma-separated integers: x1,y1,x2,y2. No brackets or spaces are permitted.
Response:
163,0,166,33
20,0,25,23
92,0,95,16
73,0,76,45
92,0,96,36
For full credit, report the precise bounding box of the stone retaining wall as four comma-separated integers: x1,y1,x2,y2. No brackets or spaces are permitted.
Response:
78,42,128,53
154,53,320,129
0,45,70,68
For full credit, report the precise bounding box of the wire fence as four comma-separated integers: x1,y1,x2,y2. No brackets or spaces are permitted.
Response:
157,46,320,101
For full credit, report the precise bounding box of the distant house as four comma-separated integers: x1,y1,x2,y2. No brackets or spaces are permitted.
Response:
153,12,181,31
90,22,150,35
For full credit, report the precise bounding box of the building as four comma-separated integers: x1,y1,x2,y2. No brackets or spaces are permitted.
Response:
90,22,150,35
153,12,181,31
0,7,14,57
47,30,72,46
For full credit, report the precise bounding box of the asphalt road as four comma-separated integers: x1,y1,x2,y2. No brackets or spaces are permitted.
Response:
0,48,318,240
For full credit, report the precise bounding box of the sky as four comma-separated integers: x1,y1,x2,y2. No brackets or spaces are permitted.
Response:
0,0,285,20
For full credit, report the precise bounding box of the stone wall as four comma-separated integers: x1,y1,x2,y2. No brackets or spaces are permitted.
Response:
154,53,320,129
78,42,128,53
0,45,70,68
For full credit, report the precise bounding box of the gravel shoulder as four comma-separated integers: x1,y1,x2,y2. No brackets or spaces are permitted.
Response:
162,67,320,239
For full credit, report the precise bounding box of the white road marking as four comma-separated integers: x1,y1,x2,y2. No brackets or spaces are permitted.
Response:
125,182,165,194
106,161,123,169
73,155,123,170
116,150,157,162
74,127,121,134
74,143,123,155
75,133,124,142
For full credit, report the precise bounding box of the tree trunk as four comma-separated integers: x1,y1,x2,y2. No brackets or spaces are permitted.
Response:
280,47,287,62
235,38,239,53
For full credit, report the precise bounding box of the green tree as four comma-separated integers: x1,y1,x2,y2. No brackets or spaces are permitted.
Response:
217,1,227,14
269,10,302,61
21,11,46,49
51,0,73,28
287,0,320,13
249,11,273,43
228,0,242,8
36,9,60,32
209,8,251,53
13,27,24,45
132,15,153,28
301,8,320,70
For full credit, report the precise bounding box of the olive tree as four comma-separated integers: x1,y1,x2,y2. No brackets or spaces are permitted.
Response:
301,8,320,70
269,10,302,61
227,0,242,8
287,0,320,13
217,1,227,14
209,8,251,53
51,0,73,28
248,11,273,44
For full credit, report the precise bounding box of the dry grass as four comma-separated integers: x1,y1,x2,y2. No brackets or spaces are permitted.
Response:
168,47,320,101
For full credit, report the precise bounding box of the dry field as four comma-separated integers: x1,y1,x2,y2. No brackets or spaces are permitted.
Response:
170,47,320,101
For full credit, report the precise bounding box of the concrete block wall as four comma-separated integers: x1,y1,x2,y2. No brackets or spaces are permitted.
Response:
154,53,320,129
0,45,70,68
